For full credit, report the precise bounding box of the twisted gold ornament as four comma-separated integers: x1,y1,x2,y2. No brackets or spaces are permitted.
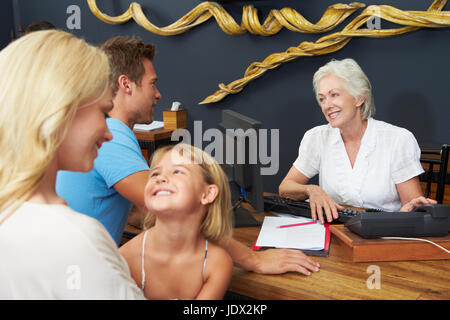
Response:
86,0,450,104
87,1,365,36
200,0,450,104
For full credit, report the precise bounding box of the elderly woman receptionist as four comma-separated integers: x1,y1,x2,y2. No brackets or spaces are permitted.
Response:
279,58,436,224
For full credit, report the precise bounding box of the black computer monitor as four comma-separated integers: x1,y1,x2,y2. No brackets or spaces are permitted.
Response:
218,110,264,226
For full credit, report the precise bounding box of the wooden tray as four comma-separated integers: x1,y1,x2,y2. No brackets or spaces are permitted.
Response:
330,225,450,262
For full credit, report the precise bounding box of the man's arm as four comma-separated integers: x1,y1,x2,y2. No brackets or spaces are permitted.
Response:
114,170,149,225
218,236,320,276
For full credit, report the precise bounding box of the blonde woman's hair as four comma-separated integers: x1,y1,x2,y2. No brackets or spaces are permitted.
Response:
0,30,111,223
143,143,233,242
312,58,376,120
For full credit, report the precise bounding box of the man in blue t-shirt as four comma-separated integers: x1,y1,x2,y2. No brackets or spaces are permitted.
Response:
56,37,321,277
56,37,160,245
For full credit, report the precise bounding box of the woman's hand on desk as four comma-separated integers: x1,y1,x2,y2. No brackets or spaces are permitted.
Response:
307,185,345,224
400,196,437,212
252,249,320,276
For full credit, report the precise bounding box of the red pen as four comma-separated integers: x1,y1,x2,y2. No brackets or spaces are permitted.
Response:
276,221,317,229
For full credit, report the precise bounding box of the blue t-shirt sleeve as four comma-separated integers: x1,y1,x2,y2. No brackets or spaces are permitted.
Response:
95,121,149,188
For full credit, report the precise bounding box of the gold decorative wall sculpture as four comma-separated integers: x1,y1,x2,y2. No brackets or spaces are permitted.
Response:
87,1,365,36
87,0,450,104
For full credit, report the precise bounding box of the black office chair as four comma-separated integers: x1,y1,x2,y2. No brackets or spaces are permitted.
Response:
419,144,449,204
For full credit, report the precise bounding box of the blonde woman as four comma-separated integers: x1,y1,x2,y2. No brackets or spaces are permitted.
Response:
0,30,144,299
120,144,234,300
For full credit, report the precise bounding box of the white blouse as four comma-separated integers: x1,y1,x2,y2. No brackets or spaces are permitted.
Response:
293,118,424,211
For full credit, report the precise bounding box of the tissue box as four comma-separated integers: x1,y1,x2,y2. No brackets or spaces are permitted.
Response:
163,109,187,130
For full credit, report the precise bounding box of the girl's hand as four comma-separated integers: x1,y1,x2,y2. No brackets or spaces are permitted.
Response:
306,185,345,224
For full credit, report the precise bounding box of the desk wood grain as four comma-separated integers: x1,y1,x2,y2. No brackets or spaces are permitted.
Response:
230,213,450,300
123,211,450,300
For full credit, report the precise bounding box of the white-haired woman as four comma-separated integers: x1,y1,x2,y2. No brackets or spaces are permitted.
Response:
279,58,436,224
0,30,144,299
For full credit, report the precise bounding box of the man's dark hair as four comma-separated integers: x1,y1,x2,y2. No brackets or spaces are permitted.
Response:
99,37,155,95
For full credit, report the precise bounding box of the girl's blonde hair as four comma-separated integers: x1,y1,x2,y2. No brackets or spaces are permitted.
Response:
0,30,111,223
143,143,233,242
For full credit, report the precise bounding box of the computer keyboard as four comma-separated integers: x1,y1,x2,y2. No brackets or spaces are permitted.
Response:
263,195,360,223
263,195,450,238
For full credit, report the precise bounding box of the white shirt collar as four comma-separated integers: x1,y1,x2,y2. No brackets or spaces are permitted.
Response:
328,117,376,147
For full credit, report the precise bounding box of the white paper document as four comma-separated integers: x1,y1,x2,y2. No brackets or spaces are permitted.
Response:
133,121,164,132
255,216,326,250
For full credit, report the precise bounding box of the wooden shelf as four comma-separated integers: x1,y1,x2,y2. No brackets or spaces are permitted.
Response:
330,225,450,262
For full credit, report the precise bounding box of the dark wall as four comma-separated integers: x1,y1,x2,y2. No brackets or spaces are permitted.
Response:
0,0,14,49
9,0,450,192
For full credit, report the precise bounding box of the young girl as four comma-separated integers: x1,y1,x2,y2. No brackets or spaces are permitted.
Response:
120,143,234,300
